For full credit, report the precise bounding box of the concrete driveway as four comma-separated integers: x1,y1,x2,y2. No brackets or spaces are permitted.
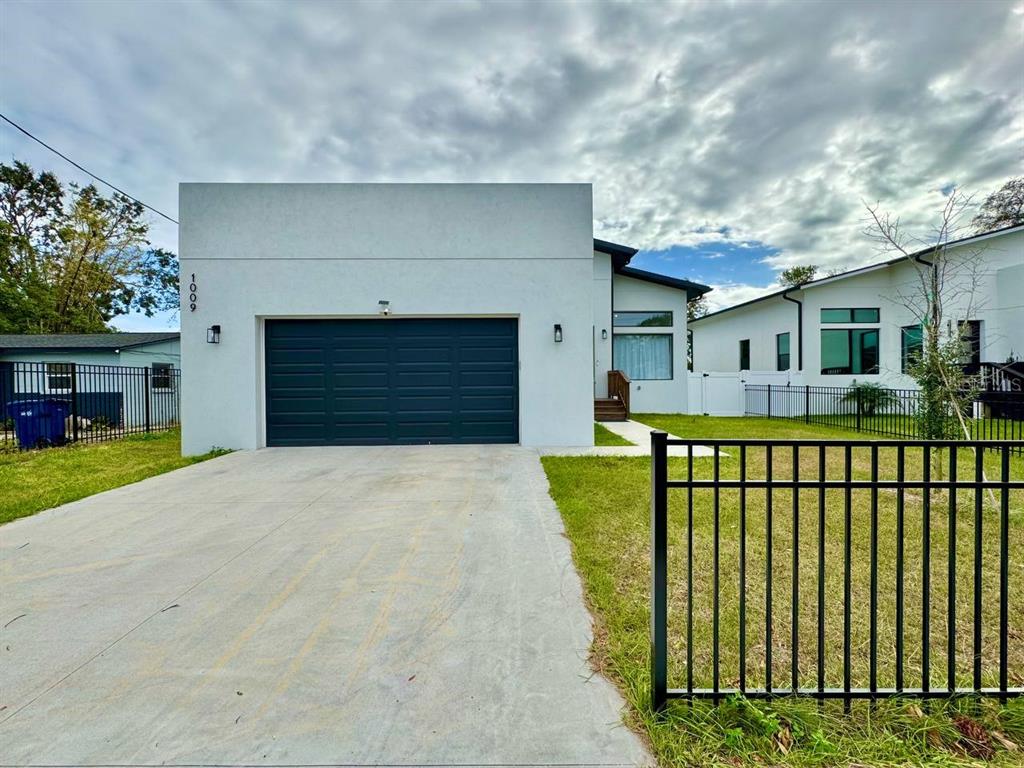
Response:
0,446,649,767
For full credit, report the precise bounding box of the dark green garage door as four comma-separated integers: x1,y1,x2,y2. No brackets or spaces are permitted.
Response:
265,318,518,446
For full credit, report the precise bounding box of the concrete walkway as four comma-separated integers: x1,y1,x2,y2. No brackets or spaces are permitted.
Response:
539,419,717,457
0,446,650,767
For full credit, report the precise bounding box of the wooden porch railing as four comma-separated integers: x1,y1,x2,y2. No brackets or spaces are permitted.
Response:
608,370,631,418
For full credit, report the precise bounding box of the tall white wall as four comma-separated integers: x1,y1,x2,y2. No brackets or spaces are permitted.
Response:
611,275,688,413
179,183,595,454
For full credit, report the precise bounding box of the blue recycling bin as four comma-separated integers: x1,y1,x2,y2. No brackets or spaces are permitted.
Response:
5,399,69,448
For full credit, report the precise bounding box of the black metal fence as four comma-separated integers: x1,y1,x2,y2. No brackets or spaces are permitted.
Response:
746,383,1024,452
650,433,1023,708
0,361,180,450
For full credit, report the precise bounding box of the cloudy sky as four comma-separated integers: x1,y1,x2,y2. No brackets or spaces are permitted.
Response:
1,0,1021,330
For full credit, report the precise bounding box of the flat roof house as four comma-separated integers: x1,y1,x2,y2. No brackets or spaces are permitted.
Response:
179,183,708,454
690,224,1024,388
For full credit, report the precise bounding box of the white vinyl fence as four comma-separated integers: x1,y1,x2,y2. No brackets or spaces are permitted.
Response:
687,371,799,416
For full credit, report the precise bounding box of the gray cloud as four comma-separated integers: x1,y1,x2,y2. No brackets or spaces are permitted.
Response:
2,0,1021,291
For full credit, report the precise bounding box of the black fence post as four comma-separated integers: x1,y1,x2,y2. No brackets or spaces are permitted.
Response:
805,384,810,424
69,362,79,443
144,367,151,433
651,430,669,712
767,384,772,419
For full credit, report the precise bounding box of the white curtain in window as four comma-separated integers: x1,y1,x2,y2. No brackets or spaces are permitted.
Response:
613,334,672,380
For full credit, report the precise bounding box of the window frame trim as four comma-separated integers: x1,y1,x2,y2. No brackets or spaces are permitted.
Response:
151,362,175,391
820,307,881,324
612,309,674,328
46,362,73,391
776,331,791,372
820,327,880,375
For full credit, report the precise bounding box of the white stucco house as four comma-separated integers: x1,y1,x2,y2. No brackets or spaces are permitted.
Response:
690,224,1024,388
179,183,708,454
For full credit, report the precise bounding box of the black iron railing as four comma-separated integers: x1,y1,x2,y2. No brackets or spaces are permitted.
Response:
0,361,180,450
745,383,1024,452
650,433,1024,709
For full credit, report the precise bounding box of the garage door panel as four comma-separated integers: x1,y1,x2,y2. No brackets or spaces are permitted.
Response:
266,318,517,445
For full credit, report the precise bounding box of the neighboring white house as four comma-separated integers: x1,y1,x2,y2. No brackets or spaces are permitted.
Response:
0,333,181,427
179,183,708,454
690,224,1024,389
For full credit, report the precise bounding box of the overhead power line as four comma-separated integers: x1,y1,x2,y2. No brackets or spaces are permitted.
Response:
0,112,179,224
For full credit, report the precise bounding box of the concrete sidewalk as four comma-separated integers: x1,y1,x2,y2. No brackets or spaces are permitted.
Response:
539,419,718,457
0,446,650,767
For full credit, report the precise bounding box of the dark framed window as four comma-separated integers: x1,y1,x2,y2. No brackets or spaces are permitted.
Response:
776,332,791,371
46,362,72,390
958,320,982,365
152,362,174,390
821,328,879,374
901,325,923,373
739,339,750,370
820,308,880,324
613,334,673,379
613,310,673,327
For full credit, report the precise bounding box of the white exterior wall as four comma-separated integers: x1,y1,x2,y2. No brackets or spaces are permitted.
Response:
610,274,688,413
592,251,612,398
179,183,594,454
691,229,1024,388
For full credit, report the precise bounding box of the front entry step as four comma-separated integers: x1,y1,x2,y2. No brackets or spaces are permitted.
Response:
594,398,627,422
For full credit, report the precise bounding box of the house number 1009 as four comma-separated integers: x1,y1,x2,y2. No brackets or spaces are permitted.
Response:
189,273,198,312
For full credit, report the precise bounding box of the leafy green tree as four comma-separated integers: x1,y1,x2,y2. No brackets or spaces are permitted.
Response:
0,161,178,333
972,176,1024,234
778,264,817,287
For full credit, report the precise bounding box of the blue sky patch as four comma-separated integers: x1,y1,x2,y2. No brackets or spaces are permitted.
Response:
630,240,780,287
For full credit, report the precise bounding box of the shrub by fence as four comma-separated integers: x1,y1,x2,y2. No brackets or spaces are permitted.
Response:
0,361,180,450
745,383,1023,452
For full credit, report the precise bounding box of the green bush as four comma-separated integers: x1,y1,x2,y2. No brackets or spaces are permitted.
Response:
839,382,898,416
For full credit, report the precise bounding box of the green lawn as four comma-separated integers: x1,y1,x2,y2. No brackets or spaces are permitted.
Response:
544,416,1024,766
0,430,229,525
595,422,635,446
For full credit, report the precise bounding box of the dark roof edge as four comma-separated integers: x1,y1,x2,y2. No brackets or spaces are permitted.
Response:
617,266,712,301
593,238,638,270
691,222,1024,325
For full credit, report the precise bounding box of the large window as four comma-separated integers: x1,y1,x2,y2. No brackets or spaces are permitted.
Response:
613,311,673,327
901,325,923,373
821,308,880,324
152,362,174,390
821,329,879,374
46,362,72,390
739,339,750,370
613,334,672,380
776,332,791,371
958,320,982,365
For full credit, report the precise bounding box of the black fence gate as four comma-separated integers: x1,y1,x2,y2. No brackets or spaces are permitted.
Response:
650,432,1024,709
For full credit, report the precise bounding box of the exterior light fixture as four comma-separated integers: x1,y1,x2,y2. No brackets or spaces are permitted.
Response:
554,324,563,343
601,329,608,340
378,300,391,316
207,325,221,344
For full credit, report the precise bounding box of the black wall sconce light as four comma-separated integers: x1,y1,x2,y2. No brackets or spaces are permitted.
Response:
601,328,608,340
553,324,563,343
207,325,221,344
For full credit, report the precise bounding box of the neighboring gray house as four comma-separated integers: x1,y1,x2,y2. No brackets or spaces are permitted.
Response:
0,333,180,428
179,183,708,453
